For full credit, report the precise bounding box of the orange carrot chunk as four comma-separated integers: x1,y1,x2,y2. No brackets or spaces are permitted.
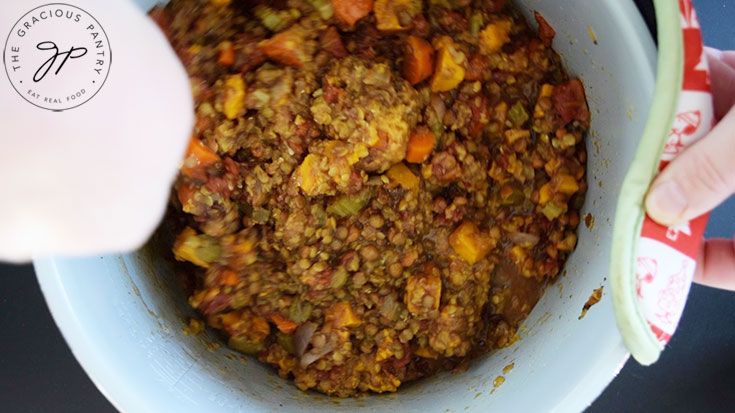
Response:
177,184,198,211
405,126,436,163
217,41,235,66
260,27,308,67
270,313,299,334
402,35,434,85
331,0,373,26
219,269,241,287
182,137,221,177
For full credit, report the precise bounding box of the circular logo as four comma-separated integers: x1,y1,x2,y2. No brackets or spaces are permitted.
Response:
3,3,111,111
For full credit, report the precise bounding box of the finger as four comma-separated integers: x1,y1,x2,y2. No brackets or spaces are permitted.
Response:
704,47,735,71
694,237,735,291
644,108,735,226
719,51,735,70
705,51,735,120
704,46,722,60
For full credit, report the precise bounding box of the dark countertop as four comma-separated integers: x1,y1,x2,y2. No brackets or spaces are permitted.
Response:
1,1,734,412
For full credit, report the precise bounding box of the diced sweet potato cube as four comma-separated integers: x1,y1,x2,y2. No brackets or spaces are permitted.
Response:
538,182,552,204
326,301,362,328
509,245,527,265
251,316,271,340
553,173,580,195
534,84,554,118
374,0,421,31
539,84,554,98
375,331,395,361
494,101,508,124
173,227,221,268
219,311,270,342
449,221,492,264
479,20,512,54
414,346,439,359
505,128,530,144
223,75,246,120
387,163,420,191
295,154,319,195
430,46,465,92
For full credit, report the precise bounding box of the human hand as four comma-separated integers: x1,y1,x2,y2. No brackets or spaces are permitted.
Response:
0,0,192,263
644,47,735,290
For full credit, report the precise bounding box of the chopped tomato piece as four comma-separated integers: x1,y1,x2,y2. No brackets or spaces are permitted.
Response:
260,27,308,67
464,53,490,81
331,0,373,26
320,26,347,58
552,78,590,127
534,11,555,46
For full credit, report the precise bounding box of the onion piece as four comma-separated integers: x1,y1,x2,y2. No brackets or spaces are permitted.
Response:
507,231,540,247
430,94,447,121
293,321,318,357
300,335,337,368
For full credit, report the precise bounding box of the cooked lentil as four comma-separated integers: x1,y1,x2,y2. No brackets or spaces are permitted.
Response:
156,0,590,397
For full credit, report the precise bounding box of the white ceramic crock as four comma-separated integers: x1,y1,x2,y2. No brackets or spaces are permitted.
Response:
34,0,662,411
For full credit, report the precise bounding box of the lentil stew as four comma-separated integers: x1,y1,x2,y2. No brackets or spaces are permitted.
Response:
156,0,590,397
